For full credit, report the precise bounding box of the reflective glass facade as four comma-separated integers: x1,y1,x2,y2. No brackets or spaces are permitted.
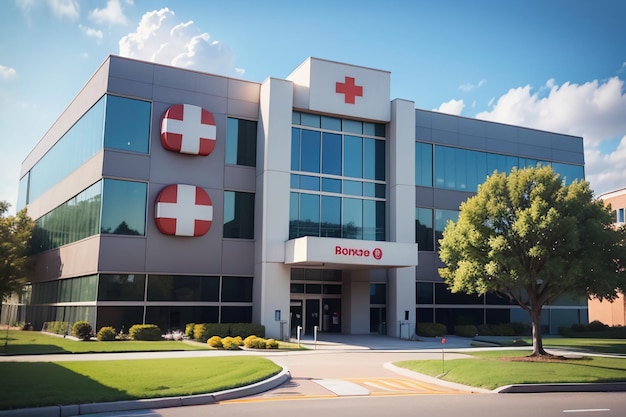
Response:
290,112,386,241
31,179,147,253
23,95,150,206
415,142,584,191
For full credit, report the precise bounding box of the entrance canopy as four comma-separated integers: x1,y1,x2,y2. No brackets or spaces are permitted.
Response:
284,236,418,270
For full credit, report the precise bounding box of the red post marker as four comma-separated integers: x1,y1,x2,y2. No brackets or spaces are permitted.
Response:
441,338,446,345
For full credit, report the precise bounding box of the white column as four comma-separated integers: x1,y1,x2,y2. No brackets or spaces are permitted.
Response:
387,99,417,338
254,77,293,339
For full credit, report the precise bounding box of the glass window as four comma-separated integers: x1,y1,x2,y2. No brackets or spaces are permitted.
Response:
289,192,299,238
221,306,252,323
370,283,386,305
321,116,341,130
343,119,362,134
321,196,341,238
343,180,362,196
292,111,301,125
223,191,255,239
147,275,220,302
415,142,433,187
300,175,320,191
301,130,321,173
322,132,342,175
342,198,362,239
226,118,257,167
300,193,320,236
29,96,105,203
363,138,385,180
31,181,102,253
435,209,459,249
101,179,147,235
416,208,434,251
301,113,320,128
98,274,146,301
344,135,363,178
618,208,625,223
291,128,301,171
322,178,341,193
17,173,29,210
103,95,151,153
551,162,584,185
221,276,253,302
416,282,434,304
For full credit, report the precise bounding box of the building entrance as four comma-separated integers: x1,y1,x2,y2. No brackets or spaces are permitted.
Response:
290,296,342,336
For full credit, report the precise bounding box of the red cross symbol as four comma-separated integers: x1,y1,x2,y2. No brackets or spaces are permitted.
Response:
155,184,213,237
161,104,216,156
336,76,363,104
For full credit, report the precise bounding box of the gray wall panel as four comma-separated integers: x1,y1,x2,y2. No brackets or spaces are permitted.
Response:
107,77,153,100
103,151,150,181
221,240,255,275
486,122,517,141
518,143,551,159
415,252,439,283
485,137,519,154
458,117,487,137
458,133,487,150
415,186,434,207
433,189,472,211
196,74,229,97
551,148,585,164
415,110,432,128
431,129,458,146
109,56,154,83
415,126,432,141
228,98,260,120
431,112,458,132
223,165,256,192
551,134,584,152
228,79,260,102
153,65,196,91
98,236,147,272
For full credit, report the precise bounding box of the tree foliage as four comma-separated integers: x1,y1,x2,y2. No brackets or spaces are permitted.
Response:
438,166,626,356
0,202,34,302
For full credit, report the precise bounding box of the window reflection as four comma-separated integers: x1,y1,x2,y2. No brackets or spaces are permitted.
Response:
226,118,257,167
101,179,147,236
223,191,255,239
104,95,150,153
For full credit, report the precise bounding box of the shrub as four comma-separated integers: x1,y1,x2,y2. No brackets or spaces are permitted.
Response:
244,335,266,348
509,322,531,336
185,323,196,338
265,338,279,349
415,322,447,337
477,324,494,336
492,323,516,336
454,325,477,338
230,323,265,339
129,324,162,341
207,335,223,348
193,323,208,342
587,320,608,332
44,321,69,335
97,326,117,341
72,321,93,340
222,336,243,350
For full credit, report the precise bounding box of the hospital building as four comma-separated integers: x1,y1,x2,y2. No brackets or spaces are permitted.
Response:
11,56,588,338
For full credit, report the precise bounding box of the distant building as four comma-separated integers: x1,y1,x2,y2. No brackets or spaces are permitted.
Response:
588,188,626,326
9,55,588,338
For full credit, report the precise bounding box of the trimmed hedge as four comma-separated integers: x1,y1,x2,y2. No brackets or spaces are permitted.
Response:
477,322,531,336
454,324,478,338
129,324,162,341
415,322,447,337
44,321,69,335
190,322,266,343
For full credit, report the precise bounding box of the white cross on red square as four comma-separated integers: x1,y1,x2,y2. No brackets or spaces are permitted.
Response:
155,184,213,236
161,104,216,156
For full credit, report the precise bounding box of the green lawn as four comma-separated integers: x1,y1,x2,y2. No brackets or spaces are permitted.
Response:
542,337,626,355
396,349,626,390
0,330,212,354
0,356,281,410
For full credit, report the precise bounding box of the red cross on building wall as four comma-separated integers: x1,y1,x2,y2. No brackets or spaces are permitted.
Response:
336,76,363,104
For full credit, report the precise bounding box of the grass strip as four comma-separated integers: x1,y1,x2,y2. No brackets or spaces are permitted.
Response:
0,330,212,354
0,356,281,410
395,350,626,390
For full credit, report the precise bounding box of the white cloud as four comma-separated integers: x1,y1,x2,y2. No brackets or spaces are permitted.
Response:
47,0,79,20
79,24,103,41
118,8,244,77
0,65,17,80
434,99,465,115
89,0,129,26
459,79,487,92
476,77,626,196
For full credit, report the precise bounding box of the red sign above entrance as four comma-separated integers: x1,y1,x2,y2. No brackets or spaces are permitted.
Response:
335,245,383,260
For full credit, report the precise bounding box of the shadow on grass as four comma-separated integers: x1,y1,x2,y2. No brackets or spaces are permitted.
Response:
1,342,69,355
0,362,131,410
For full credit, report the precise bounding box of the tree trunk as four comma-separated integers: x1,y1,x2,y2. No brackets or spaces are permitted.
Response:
530,306,548,356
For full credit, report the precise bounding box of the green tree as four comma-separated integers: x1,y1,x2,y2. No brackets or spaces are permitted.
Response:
0,202,34,302
438,166,626,356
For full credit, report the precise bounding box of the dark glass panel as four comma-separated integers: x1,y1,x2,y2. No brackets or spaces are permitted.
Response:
226,118,257,167
98,274,146,301
223,191,255,239
291,128,301,171
415,208,434,251
97,306,144,333
101,179,147,236
370,283,386,305
147,275,220,302
322,132,342,175
104,95,150,153
221,276,253,302
342,198,362,239
343,135,362,178
321,178,341,193
221,306,252,323
301,129,321,173
416,282,434,304
321,196,341,238
434,283,483,304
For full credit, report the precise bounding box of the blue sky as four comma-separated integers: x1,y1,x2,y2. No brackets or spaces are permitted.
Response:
1,0,625,214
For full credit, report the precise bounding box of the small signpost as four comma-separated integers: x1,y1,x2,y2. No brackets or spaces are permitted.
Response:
441,337,446,374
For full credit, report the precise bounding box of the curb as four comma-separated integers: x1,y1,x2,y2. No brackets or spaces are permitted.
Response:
0,367,291,417
383,362,492,394
495,382,626,393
